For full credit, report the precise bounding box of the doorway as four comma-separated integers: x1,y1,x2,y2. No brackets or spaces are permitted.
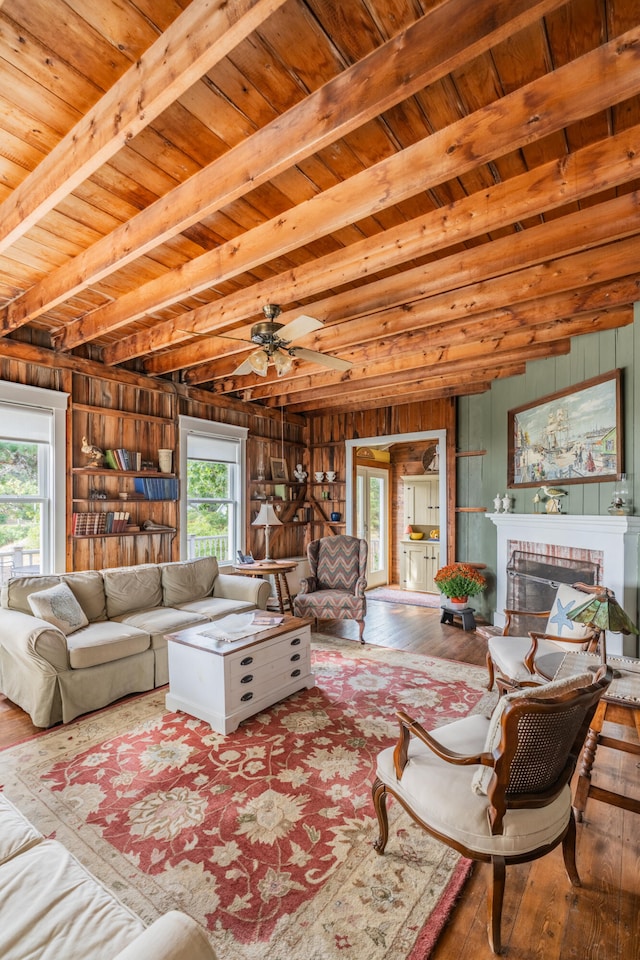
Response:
356,465,388,587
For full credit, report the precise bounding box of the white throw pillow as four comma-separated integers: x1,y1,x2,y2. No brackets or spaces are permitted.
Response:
28,582,89,635
544,584,594,640
471,671,594,796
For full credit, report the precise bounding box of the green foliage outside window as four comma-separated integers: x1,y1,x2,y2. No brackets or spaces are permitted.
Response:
186,461,234,555
0,441,41,549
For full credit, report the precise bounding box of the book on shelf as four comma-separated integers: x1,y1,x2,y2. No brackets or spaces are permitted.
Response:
104,449,142,471
72,510,130,535
134,476,178,500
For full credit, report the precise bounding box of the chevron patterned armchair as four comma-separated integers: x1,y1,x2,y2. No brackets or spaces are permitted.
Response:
293,536,368,643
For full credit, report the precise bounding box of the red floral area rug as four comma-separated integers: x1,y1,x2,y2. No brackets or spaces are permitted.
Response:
0,636,494,960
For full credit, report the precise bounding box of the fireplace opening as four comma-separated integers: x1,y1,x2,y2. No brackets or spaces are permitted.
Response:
506,544,603,636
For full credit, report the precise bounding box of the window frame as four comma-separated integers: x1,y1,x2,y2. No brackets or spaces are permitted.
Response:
179,415,248,564
0,381,68,575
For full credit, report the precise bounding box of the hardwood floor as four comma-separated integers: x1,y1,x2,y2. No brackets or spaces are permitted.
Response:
1,597,638,959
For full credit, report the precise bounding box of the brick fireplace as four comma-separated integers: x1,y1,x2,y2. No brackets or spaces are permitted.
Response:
488,513,640,657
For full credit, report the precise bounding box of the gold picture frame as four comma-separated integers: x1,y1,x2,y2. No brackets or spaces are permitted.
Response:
270,457,289,482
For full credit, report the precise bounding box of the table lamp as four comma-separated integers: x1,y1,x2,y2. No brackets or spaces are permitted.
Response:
252,503,282,560
567,582,638,669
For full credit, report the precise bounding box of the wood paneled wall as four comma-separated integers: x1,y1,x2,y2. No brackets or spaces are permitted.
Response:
1,344,457,571
305,400,457,563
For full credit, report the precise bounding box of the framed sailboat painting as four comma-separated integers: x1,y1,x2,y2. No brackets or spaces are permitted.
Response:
508,369,622,488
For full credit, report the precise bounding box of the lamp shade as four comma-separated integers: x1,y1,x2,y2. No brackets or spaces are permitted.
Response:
252,503,283,528
248,348,268,376
568,589,638,635
272,348,294,376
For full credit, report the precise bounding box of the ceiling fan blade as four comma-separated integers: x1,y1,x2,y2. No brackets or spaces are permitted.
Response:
292,346,352,371
276,314,323,343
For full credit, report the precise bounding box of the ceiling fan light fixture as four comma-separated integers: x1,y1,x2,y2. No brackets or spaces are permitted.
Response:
248,348,268,376
273,348,294,376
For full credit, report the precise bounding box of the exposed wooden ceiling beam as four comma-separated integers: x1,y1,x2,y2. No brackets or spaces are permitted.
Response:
127,124,640,373
224,308,629,403
283,365,530,413
0,0,288,257
182,209,640,386
287,381,496,415
258,341,574,408
46,24,640,350
2,0,565,328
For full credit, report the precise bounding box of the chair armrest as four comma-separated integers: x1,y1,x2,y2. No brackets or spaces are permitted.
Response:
297,576,318,595
112,911,216,960
355,576,367,597
392,710,489,779
525,629,597,673
503,608,550,635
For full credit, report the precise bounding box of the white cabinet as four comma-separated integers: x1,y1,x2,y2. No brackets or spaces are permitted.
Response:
400,539,440,593
166,618,314,734
402,476,439,533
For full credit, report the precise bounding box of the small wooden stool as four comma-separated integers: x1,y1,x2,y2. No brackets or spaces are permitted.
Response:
440,604,476,631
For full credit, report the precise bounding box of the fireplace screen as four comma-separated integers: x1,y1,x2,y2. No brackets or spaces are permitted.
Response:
506,547,603,636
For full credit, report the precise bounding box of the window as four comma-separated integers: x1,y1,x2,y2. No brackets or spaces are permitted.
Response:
179,416,247,564
0,382,68,584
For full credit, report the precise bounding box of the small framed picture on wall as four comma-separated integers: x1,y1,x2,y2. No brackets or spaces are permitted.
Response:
270,457,289,482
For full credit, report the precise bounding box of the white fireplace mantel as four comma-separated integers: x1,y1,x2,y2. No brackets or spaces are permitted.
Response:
487,513,640,656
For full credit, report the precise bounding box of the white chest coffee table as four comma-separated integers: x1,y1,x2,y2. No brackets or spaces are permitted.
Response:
165,615,314,734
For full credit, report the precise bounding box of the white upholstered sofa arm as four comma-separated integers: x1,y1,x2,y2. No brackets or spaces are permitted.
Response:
213,572,270,608
112,911,216,960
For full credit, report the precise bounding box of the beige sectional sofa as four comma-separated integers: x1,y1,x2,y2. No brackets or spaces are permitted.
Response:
0,557,271,727
0,792,216,960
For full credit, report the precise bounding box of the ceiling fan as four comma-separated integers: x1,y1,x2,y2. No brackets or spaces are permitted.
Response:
231,304,352,377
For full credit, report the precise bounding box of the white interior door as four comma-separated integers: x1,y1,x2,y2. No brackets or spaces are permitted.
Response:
356,465,388,588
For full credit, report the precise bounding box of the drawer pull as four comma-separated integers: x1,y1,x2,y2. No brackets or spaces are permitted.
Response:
290,653,301,662
241,692,253,702
290,637,301,646
240,656,253,666
290,668,301,678
241,674,253,684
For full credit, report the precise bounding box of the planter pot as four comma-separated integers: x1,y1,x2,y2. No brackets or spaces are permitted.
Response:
445,596,469,607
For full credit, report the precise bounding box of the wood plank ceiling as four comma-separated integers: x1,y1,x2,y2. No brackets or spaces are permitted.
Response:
0,0,639,414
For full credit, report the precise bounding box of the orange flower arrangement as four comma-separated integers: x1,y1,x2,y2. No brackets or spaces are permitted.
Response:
434,563,486,600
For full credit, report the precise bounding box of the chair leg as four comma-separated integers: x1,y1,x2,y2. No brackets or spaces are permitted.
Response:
488,856,506,955
486,649,495,691
562,809,581,887
357,619,365,644
371,777,389,854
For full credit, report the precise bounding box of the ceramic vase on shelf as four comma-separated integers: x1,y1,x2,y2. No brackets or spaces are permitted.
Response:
493,493,503,513
158,449,173,473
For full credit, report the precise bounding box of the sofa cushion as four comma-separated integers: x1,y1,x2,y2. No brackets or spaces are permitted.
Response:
0,838,145,960
177,597,255,620
102,563,163,618
28,582,89,635
113,606,209,642
65,621,151,669
0,795,43,867
161,557,218,607
2,575,61,614
61,570,107,622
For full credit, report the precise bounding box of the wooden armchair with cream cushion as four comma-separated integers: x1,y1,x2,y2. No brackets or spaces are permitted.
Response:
372,667,612,954
486,582,598,691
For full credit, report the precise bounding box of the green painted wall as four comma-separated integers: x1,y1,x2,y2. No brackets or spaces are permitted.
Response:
456,305,640,621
